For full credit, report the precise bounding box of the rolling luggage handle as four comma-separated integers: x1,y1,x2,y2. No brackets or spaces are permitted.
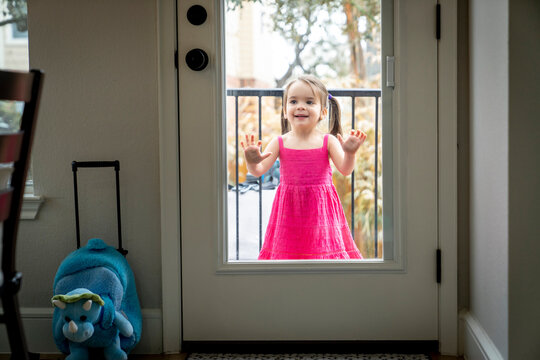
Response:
71,160,128,256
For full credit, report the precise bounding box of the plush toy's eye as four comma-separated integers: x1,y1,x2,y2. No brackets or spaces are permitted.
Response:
80,315,87,321
65,316,71,322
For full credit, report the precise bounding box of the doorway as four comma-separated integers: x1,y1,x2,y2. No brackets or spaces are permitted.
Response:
164,0,458,354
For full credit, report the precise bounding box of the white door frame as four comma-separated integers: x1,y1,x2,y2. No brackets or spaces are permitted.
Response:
157,0,182,353
157,0,458,355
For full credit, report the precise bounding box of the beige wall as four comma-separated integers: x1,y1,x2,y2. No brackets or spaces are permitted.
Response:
468,0,540,358
20,0,161,310
508,0,540,358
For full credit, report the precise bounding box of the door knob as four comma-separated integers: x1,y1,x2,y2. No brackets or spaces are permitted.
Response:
187,5,207,25
185,49,209,71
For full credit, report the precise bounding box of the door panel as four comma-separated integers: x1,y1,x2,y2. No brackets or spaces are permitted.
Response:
179,0,438,341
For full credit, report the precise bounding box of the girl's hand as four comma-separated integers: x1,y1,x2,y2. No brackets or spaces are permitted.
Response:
241,134,272,165
337,129,367,154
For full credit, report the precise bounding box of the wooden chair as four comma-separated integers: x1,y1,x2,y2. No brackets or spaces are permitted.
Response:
0,69,44,360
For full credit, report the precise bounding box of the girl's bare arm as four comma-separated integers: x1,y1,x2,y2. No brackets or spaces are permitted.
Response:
328,130,367,176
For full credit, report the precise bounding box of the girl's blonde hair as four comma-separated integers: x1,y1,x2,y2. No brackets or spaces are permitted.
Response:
280,74,342,136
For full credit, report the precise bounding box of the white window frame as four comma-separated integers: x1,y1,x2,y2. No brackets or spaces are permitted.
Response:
5,22,28,45
218,0,397,273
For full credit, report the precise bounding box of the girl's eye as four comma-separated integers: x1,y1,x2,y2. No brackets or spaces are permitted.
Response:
80,315,87,321
307,101,314,105
290,100,297,104
65,316,71,322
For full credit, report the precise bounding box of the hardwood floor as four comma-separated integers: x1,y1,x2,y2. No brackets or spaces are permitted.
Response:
430,356,464,360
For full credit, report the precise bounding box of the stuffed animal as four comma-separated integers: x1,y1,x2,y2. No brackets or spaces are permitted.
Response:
52,238,142,359
52,288,133,360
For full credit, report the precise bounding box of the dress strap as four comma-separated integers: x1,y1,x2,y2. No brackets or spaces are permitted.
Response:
278,136,284,150
323,133,329,150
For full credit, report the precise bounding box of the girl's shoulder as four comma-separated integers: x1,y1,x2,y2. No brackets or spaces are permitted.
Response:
265,136,281,150
325,133,342,153
326,133,339,144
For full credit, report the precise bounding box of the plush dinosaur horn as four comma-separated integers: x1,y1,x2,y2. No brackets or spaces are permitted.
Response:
52,300,66,309
82,299,92,311
69,320,78,334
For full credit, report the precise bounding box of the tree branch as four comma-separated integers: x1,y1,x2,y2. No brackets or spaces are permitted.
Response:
0,17,21,27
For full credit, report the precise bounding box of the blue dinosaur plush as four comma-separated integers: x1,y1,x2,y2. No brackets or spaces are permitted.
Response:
52,288,133,359
52,238,142,359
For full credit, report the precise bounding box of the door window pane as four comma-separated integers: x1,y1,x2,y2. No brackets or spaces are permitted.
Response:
225,0,382,261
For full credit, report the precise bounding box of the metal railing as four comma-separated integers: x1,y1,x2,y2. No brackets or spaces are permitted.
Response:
228,88,381,260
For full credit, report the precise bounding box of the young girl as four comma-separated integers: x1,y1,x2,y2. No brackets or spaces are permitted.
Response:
241,75,367,260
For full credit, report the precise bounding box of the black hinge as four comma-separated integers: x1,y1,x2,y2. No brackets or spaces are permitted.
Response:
436,249,442,283
174,50,179,69
436,4,441,40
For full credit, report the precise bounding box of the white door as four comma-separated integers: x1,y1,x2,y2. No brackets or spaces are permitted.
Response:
178,0,441,348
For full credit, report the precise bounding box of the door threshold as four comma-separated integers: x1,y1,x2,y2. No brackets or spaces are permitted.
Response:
182,340,438,354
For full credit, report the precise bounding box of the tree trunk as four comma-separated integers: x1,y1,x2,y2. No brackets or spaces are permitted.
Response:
344,1,366,84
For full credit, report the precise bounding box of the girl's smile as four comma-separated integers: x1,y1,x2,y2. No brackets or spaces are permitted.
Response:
285,81,327,130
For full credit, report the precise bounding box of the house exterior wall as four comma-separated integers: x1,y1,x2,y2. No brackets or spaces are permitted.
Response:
0,19,29,70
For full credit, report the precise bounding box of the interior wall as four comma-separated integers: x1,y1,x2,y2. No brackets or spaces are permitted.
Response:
508,0,540,358
20,0,161,309
469,0,508,358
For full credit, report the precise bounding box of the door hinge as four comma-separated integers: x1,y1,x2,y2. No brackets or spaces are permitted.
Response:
386,56,395,88
174,50,179,69
436,4,441,40
436,249,442,283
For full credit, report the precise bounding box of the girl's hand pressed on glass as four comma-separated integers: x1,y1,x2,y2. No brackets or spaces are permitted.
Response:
241,134,272,165
337,129,367,154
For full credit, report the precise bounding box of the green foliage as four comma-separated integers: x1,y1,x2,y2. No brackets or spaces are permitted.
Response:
227,0,380,86
0,101,23,132
0,0,27,30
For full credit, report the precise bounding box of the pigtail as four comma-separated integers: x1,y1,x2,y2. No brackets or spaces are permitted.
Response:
328,95,343,136
280,108,289,135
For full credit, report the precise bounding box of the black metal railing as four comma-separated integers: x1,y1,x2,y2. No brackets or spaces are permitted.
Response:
228,88,381,260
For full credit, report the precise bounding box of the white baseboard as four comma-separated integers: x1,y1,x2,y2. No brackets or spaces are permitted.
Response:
0,307,162,355
460,310,504,360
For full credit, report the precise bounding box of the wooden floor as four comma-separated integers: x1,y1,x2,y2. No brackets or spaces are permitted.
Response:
0,353,463,360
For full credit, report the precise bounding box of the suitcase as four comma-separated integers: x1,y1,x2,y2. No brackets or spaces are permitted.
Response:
51,161,142,359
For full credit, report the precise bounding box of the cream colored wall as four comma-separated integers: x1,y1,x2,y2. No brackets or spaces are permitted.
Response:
508,0,540,358
19,0,161,309
468,0,540,358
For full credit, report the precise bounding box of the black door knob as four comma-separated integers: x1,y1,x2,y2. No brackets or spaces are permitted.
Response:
185,49,209,71
187,5,207,25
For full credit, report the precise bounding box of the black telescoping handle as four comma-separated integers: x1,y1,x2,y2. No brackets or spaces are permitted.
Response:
72,160,127,256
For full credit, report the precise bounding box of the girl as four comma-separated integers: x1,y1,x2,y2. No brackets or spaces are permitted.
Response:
241,75,367,260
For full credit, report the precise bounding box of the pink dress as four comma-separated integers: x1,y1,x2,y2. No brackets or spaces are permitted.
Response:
258,134,363,260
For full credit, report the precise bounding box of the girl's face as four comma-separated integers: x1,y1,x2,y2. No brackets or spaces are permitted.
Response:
285,81,327,131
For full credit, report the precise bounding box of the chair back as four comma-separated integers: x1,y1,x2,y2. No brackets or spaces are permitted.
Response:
0,69,43,274
0,69,44,360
